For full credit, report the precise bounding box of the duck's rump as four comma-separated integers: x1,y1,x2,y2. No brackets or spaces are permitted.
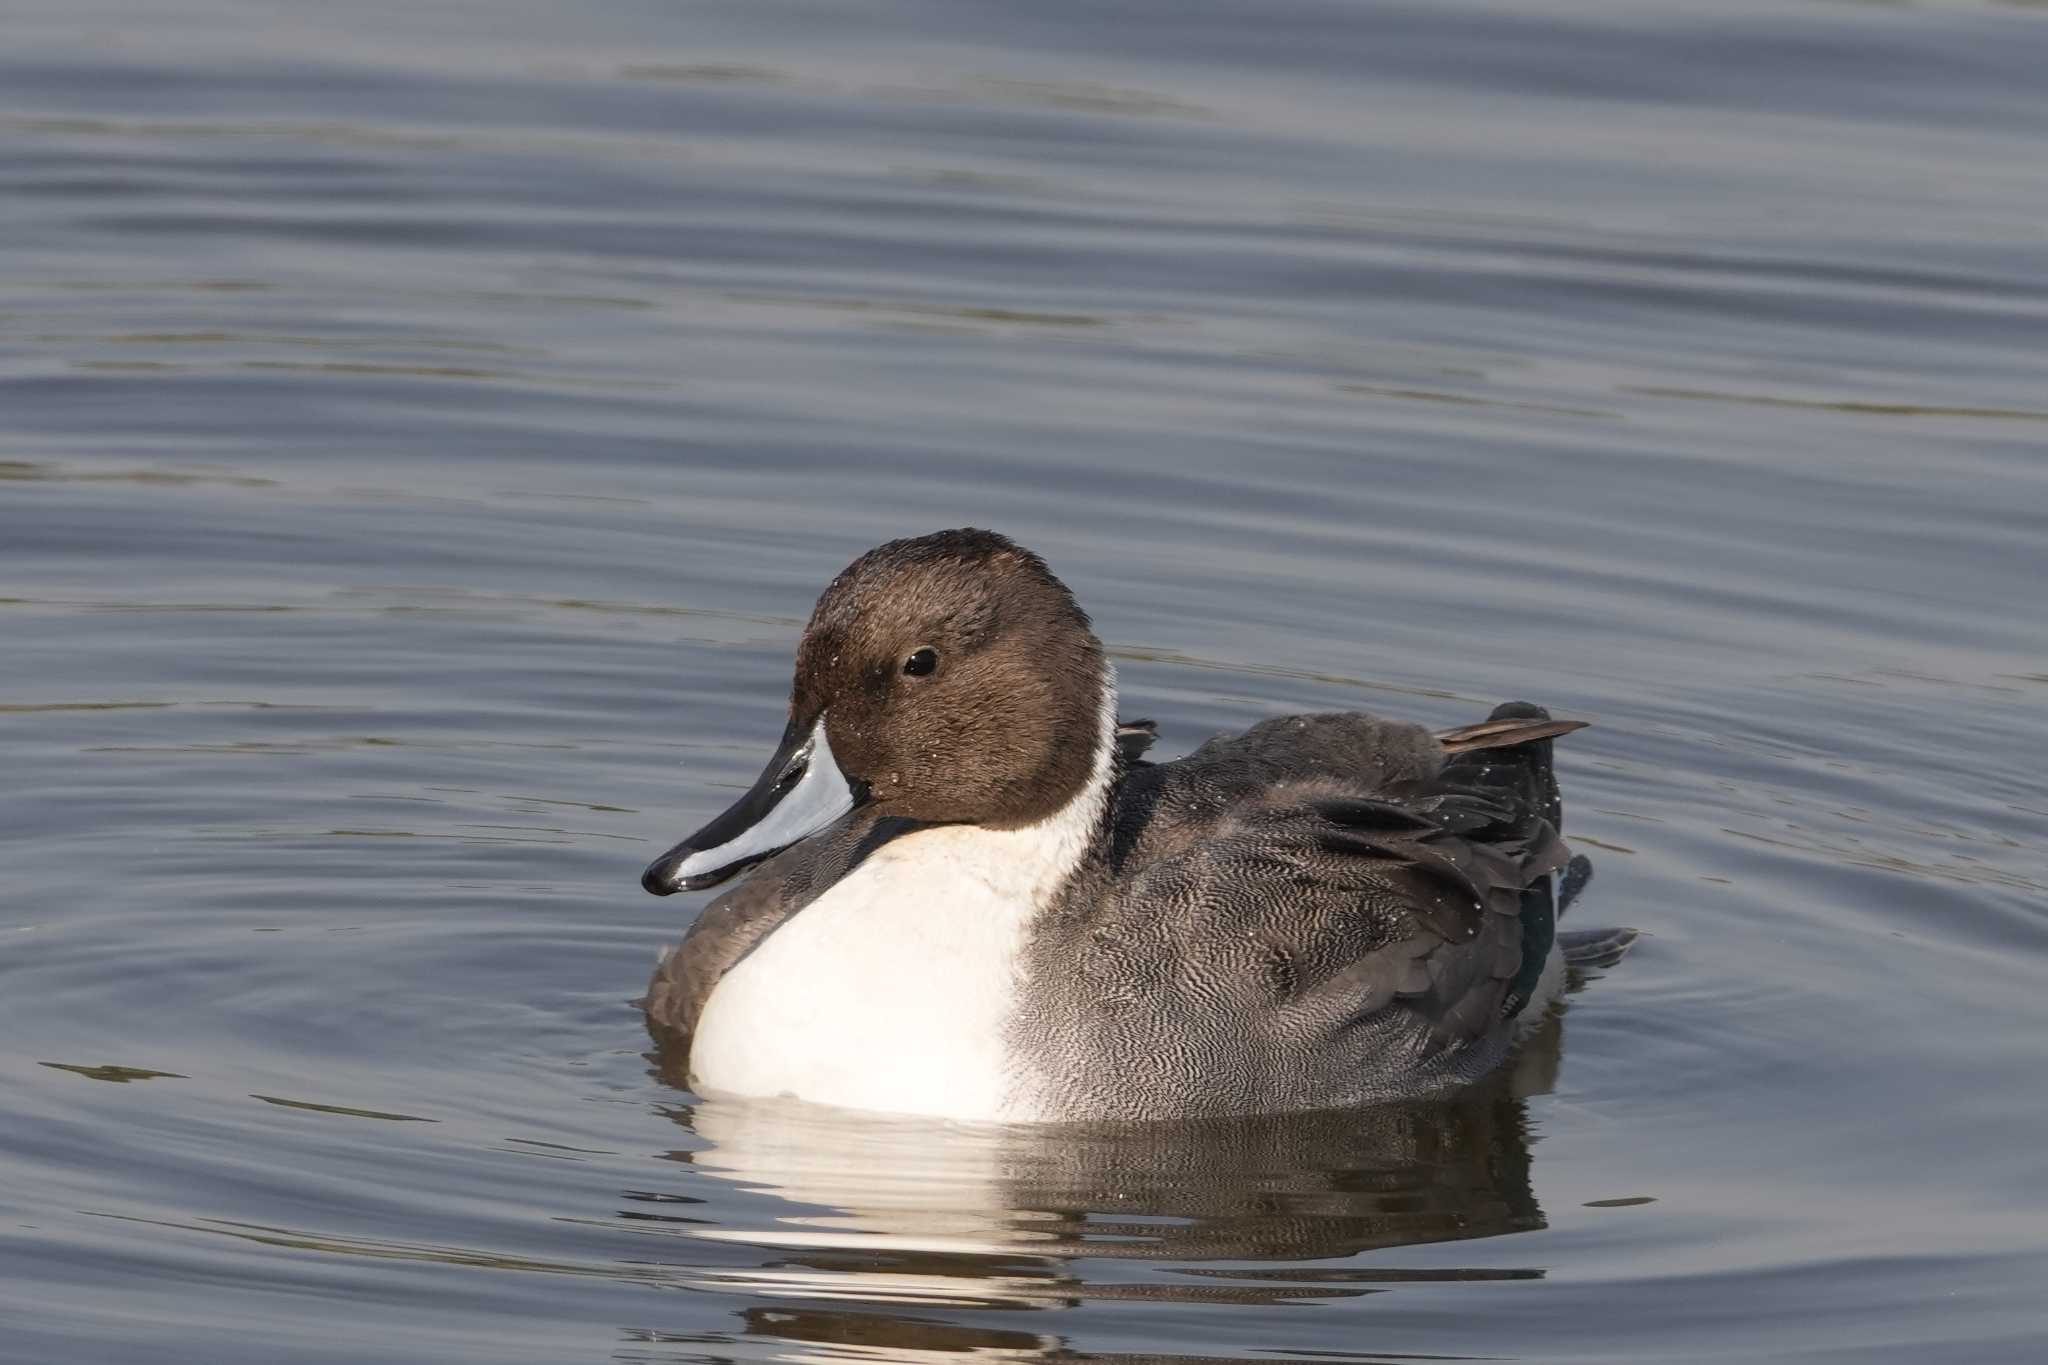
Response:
1011,708,1575,1121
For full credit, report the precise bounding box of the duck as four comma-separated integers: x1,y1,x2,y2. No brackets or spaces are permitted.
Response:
640,528,1621,1123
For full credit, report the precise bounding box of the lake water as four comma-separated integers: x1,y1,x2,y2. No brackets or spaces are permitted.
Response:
4,1,2047,1360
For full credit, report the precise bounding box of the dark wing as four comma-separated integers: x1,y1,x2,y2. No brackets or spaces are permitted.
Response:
1319,781,1571,1032
1025,782,1567,1118
1181,786,1567,1048
1024,708,1579,1117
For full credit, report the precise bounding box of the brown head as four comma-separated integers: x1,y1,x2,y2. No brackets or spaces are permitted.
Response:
642,529,1110,894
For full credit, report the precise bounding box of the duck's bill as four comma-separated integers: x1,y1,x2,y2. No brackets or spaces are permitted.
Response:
641,717,860,895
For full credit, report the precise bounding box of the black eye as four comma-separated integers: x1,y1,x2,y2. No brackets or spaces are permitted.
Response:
902,647,938,677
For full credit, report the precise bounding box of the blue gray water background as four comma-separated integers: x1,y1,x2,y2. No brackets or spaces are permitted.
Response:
3,1,2046,1361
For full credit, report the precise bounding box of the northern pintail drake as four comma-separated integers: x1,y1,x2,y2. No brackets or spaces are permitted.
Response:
641,529,1622,1123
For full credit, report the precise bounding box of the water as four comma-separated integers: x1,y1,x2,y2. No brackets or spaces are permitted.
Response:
4,0,2046,1359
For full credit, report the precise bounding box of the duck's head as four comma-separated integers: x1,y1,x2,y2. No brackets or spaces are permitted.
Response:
642,529,1109,895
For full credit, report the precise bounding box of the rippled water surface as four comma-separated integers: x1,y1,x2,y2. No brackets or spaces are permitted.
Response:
5,1,2047,1360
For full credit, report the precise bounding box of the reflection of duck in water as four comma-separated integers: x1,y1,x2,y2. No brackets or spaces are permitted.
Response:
636,982,1629,1365
663,1085,1548,1264
640,529,1633,1122
640,951,1632,1363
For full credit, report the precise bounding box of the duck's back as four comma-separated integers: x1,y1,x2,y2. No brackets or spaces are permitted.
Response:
1012,708,1572,1121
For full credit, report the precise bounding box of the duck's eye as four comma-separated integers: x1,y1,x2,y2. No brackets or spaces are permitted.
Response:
902,647,938,677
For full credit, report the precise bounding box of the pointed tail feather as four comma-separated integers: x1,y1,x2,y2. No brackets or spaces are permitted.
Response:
1436,716,1590,753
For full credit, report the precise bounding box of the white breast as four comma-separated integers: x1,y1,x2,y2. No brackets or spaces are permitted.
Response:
688,733,1109,1122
